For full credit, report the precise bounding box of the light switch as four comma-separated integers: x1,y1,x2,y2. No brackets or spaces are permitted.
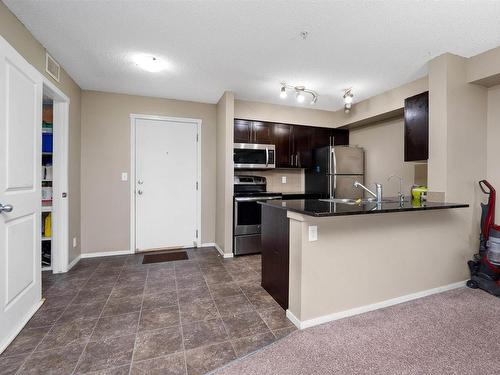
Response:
308,225,318,241
281,176,287,184
72,237,77,248
121,172,128,181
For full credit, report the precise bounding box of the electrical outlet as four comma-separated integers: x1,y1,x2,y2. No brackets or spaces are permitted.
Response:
121,172,128,181
281,176,287,184
308,225,318,241
72,237,77,248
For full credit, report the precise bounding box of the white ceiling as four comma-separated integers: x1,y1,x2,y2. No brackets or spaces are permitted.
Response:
5,0,500,111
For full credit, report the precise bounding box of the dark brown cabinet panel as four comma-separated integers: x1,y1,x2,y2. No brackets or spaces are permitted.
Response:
311,127,333,149
252,122,274,144
332,129,349,146
311,127,350,149
293,126,313,168
404,91,429,161
234,119,274,144
261,205,289,309
234,119,350,169
273,123,293,168
234,119,252,143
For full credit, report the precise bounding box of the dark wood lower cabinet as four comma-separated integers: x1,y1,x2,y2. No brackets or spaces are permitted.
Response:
261,205,289,309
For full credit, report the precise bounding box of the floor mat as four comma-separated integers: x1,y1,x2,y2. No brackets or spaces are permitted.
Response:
142,251,188,264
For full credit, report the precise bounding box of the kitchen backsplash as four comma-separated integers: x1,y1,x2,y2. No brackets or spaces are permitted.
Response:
234,169,305,193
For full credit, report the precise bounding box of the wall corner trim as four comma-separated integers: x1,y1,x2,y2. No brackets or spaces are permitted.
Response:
213,243,234,258
287,280,467,330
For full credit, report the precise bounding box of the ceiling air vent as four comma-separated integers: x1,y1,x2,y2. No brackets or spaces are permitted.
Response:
45,52,60,82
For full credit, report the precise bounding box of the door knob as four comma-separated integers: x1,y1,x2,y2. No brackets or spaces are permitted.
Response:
0,203,13,213
137,190,143,195
138,180,143,185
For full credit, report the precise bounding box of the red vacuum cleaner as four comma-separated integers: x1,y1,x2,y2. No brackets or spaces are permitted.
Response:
467,180,500,296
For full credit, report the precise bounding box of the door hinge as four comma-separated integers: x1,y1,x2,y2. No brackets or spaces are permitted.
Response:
196,181,199,190
196,230,199,238
196,133,199,142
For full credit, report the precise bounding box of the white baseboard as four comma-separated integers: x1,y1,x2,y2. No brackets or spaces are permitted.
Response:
0,299,44,354
81,249,133,259
200,243,216,247
287,280,467,330
67,255,81,271
212,243,234,258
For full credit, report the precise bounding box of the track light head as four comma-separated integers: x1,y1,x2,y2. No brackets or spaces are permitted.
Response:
280,85,287,99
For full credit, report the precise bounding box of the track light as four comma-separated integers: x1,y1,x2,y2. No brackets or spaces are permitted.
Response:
343,89,354,113
296,91,305,103
280,86,287,99
279,83,318,105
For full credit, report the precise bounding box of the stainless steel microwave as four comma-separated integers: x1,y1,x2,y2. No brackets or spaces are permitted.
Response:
234,143,275,169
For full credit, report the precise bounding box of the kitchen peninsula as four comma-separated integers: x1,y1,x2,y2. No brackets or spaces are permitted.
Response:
259,198,469,329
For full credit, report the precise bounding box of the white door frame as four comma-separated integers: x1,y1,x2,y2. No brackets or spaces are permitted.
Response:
42,78,70,273
129,114,202,253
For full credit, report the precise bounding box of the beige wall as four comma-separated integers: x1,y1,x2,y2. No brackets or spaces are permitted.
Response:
332,77,429,128
288,209,470,323
235,100,338,128
0,1,82,262
216,92,234,255
487,85,500,218
467,45,500,87
81,91,217,254
234,77,427,131
349,117,425,197
428,53,487,250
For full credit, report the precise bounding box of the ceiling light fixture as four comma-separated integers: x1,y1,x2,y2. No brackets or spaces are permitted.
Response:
343,88,354,113
296,90,305,103
133,54,167,73
280,82,318,105
280,85,287,99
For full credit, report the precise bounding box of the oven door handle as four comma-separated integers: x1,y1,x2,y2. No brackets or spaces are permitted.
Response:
234,196,282,202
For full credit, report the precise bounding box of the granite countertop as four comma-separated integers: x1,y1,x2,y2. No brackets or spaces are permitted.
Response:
259,198,469,217
267,191,323,197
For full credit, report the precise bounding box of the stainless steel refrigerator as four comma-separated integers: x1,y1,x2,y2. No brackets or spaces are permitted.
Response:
305,146,365,199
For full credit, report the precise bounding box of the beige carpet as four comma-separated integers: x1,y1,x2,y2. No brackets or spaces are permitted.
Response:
213,288,500,374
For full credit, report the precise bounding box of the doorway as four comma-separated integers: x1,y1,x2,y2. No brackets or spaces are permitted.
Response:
130,115,201,253
42,79,70,274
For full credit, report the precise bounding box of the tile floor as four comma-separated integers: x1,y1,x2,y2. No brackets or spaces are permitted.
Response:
0,247,296,375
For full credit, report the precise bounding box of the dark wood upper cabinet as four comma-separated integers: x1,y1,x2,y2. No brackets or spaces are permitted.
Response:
404,91,429,161
234,119,274,144
332,129,349,146
234,119,252,143
292,126,313,168
234,119,350,169
252,122,274,144
273,123,293,168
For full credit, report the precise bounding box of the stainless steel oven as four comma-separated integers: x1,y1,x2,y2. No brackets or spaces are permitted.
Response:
234,143,275,169
233,176,281,255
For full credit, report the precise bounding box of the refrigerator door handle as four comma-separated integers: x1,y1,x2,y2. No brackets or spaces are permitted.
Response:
330,146,337,175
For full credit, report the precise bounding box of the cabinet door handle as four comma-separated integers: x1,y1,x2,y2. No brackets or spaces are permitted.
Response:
290,154,293,166
297,153,300,167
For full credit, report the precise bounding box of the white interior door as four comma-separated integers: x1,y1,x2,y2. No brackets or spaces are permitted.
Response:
134,117,199,252
0,37,43,352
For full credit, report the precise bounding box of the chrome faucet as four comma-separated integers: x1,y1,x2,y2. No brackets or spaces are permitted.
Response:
388,174,405,204
353,181,383,203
